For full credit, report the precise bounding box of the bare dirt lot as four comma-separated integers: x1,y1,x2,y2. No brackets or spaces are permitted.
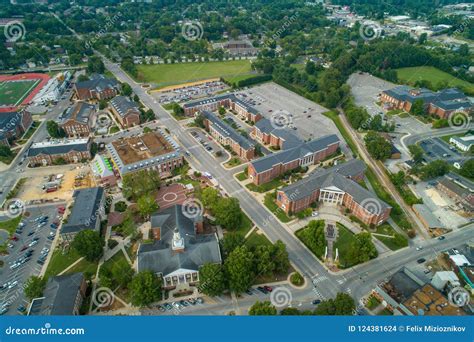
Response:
17,165,95,202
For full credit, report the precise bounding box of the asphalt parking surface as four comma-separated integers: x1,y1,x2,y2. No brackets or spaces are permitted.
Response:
0,204,63,315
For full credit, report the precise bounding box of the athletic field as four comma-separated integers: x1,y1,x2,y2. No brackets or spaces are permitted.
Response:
0,79,40,107
135,60,253,87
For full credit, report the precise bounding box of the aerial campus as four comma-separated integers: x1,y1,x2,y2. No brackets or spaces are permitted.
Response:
0,0,473,318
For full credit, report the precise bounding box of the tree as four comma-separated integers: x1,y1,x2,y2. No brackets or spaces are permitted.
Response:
280,307,301,315
347,232,378,264
248,301,277,315
99,99,108,110
272,240,290,274
46,120,65,138
198,263,226,296
0,145,13,158
419,160,449,180
111,259,134,288
408,144,424,164
224,246,254,295
122,169,161,200
201,187,220,209
218,106,226,115
129,271,162,307
71,230,104,261
194,114,205,128
297,220,326,257
24,276,46,301
418,33,427,44
253,245,275,277
460,159,474,179
410,99,426,116
314,293,355,315
221,233,245,256
305,61,316,75
214,197,242,230
87,55,105,74
364,131,392,161
114,201,127,212
136,194,158,219
121,82,133,96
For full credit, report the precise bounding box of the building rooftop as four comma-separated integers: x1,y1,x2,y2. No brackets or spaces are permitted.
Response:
202,111,254,150
250,134,340,174
110,96,140,118
27,138,90,157
254,118,302,149
75,73,119,93
402,284,466,316
184,93,260,116
137,205,221,276
0,111,22,133
106,130,181,174
28,273,84,315
61,187,104,235
280,159,390,211
60,102,95,125
413,204,444,229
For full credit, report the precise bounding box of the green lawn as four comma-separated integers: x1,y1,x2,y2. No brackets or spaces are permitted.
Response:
234,212,253,236
0,216,22,235
374,223,408,251
225,157,242,168
44,248,82,278
246,178,285,193
323,110,358,157
223,73,259,84
235,171,248,181
396,66,474,94
334,224,357,268
0,79,39,106
64,258,98,278
263,193,292,223
136,60,252,87
245,230,272,250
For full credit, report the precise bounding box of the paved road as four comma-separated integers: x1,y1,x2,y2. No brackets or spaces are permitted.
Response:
101,55,474,305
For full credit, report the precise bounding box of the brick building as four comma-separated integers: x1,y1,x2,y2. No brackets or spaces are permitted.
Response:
436,176,474,212
27,138,91,167
109,96,141,128
201,111,255,160
184,93,262,123
106,130,183,178
276,159,391,225
0,110,33,147
380,86,473,119
248,134,340,185
252,118,302,150
59,102,96,137
74,74,120,101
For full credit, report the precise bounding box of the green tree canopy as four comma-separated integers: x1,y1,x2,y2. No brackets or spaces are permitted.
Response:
24,276,46,301
248,300,277,315
71,230,105,262
129,271,162,307
122,169,161,200
314,293,355,315
46,120,65,138
136,194,158,219
198,263,227,296
224,246,254,295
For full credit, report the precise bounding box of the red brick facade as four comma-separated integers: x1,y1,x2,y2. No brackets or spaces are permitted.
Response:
28,150,91,167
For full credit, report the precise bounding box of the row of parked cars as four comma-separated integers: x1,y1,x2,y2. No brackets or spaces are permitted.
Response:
157,298,204,312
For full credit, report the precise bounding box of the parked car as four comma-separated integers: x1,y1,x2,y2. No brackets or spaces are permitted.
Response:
416,246,423,251
312,299,321,305
263,286,273,292
257,286,268,294
417,258,426,264
196,297,204,304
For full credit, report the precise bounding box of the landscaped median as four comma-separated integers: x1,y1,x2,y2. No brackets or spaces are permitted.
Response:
0,216,22,254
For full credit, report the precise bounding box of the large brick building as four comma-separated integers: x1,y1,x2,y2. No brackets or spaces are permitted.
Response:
59,102,96,137
184,94,262,123
27,138,91,167
0,110,33,147
380,86,473,119
248,134,340,185
275,159,391,226
109,96,141,128
252,118,302,150
74,74,120,101
436,176,474,212
106,130,183,178
201,111,255,160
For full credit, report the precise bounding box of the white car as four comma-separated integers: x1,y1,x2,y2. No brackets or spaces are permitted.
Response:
9,263,20,270
311,211,319,217
416,246,423,251
7,281,18,289
28,240,38,248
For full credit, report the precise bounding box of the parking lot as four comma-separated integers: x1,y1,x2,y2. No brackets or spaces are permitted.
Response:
0,204,64,315
186,128,230,163
419,137,468,165
151,80,229,104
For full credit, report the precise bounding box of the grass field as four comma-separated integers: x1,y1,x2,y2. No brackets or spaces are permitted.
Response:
136,60,252,87
0,80,39,106
396,66,474,94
